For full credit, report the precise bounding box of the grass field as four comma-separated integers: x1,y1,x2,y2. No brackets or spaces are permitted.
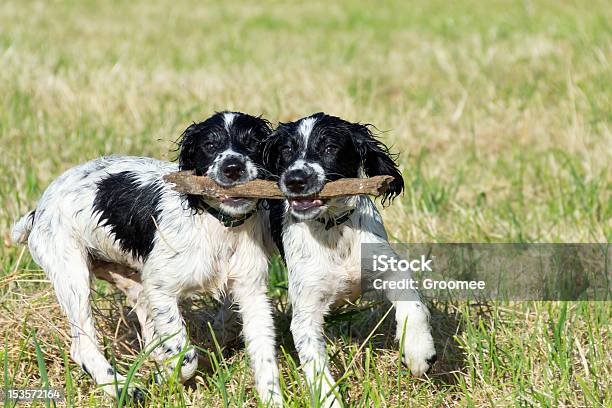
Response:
1,0,610,406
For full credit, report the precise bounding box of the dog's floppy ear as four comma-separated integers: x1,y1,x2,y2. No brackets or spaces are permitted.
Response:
352,123,404,205
178,123,200,172
252,116,274,140
262,126,285,180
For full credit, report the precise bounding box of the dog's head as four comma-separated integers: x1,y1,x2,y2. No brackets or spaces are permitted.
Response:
264,112,404,220
178,111,271,216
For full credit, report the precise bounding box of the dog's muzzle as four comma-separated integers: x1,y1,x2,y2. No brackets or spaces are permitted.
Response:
208,156,258,215
217,157,249,186
280,168,326,218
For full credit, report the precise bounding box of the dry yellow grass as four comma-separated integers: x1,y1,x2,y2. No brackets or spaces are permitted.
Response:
1,0,610,406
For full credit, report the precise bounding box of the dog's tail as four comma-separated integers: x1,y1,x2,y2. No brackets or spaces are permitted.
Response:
11,209,36,245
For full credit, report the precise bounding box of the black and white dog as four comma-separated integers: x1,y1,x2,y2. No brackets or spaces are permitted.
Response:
12,112,282,405
264,113,436,407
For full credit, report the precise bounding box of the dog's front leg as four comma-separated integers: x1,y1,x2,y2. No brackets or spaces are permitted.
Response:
363,242,437,376
393,299,437,375
289,280,342,408
143,281,197,383
231,275,282,406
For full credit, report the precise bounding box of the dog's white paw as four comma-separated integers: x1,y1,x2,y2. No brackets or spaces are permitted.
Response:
395,302,437,376
402,340,437,376
311,382,343,408
101,376,147,405
318,393,342,408
306,367,343,408
119,386,147,405
261,390,283,407
325,398,343,408
400,324,437,376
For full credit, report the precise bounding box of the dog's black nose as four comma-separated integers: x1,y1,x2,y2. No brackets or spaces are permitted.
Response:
284,170,309,193
222,161,246,181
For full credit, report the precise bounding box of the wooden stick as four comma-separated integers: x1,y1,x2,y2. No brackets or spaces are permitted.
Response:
163,172,394,199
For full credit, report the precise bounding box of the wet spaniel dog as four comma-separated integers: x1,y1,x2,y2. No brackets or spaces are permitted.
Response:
12,112,282,405
264,112,436,407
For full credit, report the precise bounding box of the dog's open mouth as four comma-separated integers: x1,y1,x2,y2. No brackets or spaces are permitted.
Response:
289,198,325,211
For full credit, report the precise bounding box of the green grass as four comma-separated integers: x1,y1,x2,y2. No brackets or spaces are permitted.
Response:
1,0,610,406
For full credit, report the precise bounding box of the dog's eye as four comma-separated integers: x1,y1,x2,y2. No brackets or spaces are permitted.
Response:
324,145,339,154
245,137,260,152
281,145,293,155
204,142,216,151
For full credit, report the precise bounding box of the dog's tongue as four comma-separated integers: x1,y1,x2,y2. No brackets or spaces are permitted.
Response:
289,198,323,211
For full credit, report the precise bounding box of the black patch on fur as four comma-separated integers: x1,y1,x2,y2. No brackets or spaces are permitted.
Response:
82,364,92,377
183,350,197,364
107,367,116,376
93,171,163,260
131,388,147,405
266,199,286,261
118,387,147,405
